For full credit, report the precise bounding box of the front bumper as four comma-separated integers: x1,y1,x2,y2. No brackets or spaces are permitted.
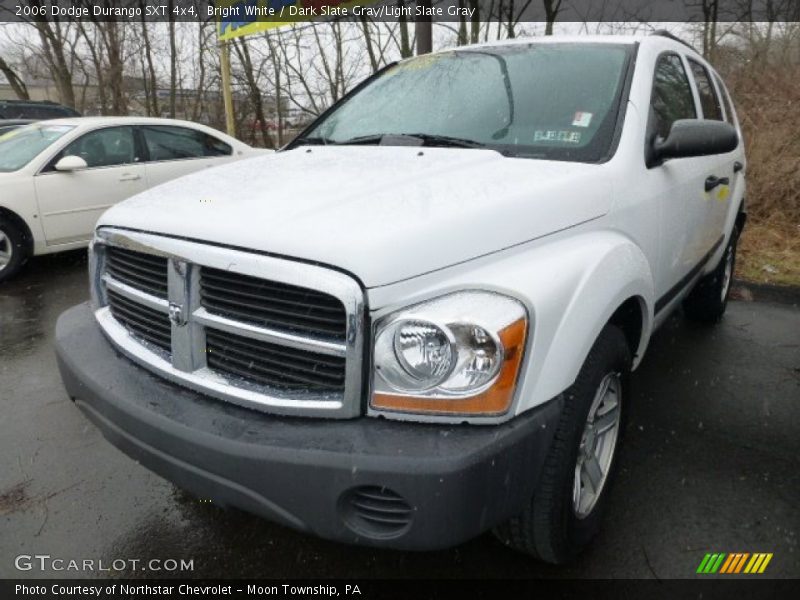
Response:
55,302,562,551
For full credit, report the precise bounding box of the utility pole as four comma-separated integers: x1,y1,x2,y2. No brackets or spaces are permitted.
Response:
219,40,236,137
416,0,432,54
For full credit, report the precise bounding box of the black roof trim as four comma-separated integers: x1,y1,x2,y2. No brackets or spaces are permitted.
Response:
650,30,696,52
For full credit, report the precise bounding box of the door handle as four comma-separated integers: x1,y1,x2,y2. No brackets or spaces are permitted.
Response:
705,175,730,192
733,161,744,173
119,174,141,182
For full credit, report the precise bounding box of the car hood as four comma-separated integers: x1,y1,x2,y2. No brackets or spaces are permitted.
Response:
98,146,612,288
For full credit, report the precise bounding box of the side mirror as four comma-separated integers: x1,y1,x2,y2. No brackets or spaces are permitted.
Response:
54,155,88,172
651,119,738,166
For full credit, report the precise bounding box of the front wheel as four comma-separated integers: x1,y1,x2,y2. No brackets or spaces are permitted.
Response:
494,325,631,564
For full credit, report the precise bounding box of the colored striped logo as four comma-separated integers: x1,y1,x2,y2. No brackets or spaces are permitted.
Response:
696,552,773,574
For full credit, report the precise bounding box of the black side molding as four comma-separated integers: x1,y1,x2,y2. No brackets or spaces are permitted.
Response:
655,235,724,315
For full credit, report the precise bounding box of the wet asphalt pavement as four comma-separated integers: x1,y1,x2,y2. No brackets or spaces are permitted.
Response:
1,250,798,580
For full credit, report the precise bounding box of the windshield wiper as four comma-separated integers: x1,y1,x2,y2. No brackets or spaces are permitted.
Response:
332,134,386,145
399,133,486,149
334,133,486,149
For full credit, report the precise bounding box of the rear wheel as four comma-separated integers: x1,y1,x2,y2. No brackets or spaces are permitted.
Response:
0,218,29,283
494,325,631,564
683,225,739,323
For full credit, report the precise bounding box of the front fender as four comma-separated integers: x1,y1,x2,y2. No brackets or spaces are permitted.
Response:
0,177,43,252
528,232,654,414
368,229,655,419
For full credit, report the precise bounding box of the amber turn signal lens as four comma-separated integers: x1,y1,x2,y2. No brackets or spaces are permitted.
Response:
371,317,527,416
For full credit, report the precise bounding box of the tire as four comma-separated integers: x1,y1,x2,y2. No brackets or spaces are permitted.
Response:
682,225,739,324
494,325,631,564
0,218,29,283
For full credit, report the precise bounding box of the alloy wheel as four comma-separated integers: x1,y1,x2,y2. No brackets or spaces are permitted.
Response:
0,229,13,272
573,372,622,518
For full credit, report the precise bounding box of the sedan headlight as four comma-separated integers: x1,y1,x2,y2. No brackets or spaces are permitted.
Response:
371,291,528,417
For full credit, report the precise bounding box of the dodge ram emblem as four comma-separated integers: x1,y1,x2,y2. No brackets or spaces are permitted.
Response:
168,302,186,327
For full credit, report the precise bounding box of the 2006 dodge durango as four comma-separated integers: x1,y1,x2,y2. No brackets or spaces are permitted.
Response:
56,33,746,564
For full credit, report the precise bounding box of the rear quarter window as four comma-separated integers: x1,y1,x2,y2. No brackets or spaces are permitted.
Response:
688,59,724,120
714,74,737,124
142,126,232,161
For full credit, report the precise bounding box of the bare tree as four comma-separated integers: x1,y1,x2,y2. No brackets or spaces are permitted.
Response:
543,0,563,36
232,37,274,147
0,55,29,99
360,16,379,71
29,10,78,108
168,0,178,117
139,3,160,116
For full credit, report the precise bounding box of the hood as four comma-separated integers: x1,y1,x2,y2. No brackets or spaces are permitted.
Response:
98,146,612,288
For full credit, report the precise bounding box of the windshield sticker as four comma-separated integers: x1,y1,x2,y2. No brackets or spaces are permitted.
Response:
534,130,582,144
572,111,593,127
0,130,20,141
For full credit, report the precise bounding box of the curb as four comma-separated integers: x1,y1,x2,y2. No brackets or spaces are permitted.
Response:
731,279,800,306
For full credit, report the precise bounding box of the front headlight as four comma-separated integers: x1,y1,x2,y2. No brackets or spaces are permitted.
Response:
371,291,528,418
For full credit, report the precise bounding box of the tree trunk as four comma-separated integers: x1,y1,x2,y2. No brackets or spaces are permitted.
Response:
139,5,159,116
470,0,480,44
233,38,274,148
168,0,178,118
35,22,76,108
543,0,562,36
0,56,29,99
458,0,468,45
105,23,126,114
398,5,413,58
360,16,379,72
78,23,108,114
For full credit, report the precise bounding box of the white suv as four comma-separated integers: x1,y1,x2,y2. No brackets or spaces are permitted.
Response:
56,33,745,563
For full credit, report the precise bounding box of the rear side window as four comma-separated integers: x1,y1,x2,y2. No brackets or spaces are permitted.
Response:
650,53,697,139
715,74,736,124
688,60,724,120
57,126,138,169
142,126,232,161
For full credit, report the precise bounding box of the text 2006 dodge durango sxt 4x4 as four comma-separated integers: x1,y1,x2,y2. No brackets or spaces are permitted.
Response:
56,34,746,563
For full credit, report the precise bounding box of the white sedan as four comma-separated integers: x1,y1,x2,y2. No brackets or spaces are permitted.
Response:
0,117,263,281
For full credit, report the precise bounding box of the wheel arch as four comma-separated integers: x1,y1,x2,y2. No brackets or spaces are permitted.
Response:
0,206,34,255
735,198,747,234
516,233,655,415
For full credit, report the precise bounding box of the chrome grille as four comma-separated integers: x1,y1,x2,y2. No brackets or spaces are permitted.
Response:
106,289,172,353
91,228,364,418
105,246,168,298
200,266,347,340
206,329,346,392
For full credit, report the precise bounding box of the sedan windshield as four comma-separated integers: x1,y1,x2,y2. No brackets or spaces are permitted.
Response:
0,123,75,172
303,43,632,162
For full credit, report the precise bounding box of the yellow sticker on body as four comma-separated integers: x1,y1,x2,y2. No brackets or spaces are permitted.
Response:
717,185,730,201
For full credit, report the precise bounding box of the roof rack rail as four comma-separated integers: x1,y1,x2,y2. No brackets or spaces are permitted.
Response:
650,30,696,52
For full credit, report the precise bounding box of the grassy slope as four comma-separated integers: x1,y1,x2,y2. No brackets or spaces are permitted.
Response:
737,219,800,287
723,59,800,289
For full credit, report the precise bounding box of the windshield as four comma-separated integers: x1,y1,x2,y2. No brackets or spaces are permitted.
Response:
303,43,632,162
0,123,75,172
